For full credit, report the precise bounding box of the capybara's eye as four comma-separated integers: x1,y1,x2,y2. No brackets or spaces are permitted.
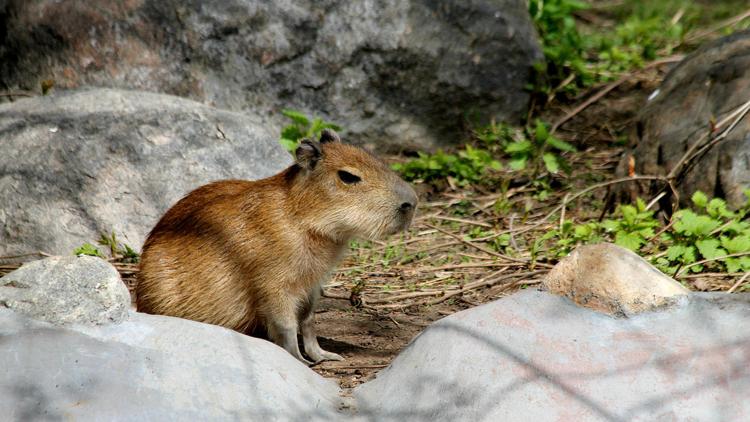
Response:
338,170,361,185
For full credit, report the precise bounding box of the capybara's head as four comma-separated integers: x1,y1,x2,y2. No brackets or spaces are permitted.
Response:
292,129,417,240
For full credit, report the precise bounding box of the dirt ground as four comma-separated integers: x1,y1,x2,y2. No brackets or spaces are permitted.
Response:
312,291,485,388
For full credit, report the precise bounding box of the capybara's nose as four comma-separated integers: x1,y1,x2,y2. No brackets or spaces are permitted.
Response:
400,201,414,212
395,181,418,213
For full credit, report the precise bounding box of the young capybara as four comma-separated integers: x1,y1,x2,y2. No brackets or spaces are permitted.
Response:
136,129,417,364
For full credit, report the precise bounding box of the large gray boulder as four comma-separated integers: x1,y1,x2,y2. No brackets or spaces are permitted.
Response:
0,0,543,151
0,255,130,325
0,309,346,421
0,88,291,256
620,30,750,207
354,289,750,421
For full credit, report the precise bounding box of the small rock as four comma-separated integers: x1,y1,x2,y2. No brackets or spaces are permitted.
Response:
0,255,130,325
543,243,689,316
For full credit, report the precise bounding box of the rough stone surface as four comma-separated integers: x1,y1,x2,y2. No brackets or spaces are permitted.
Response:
354,289,750,422
619,29,750,207
543,243,689,316
0,309,345,421
0,256,130,325
0,0,543,152
0,88,292,256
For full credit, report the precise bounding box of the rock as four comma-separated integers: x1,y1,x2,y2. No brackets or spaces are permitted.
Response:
0,308,346,421
354,289,750,421
0,0,543,152
0,88,292,256
0,256,130,325
543,243,689,316
620,30,750,207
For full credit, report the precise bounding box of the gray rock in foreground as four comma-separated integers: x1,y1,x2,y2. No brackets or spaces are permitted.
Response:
0,88,292,256
0,309,345,421
0,0,542,151
354,289,750,421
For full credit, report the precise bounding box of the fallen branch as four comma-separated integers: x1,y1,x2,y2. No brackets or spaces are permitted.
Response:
727,271,750,294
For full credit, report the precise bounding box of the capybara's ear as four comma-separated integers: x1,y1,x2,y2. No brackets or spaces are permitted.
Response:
295,139,322,170
319,129,341,144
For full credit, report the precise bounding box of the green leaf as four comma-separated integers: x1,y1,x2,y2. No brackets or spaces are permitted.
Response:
635,198,648,213
74,243,104,258
706,198,734,219
309,117,325,136
280,125,304,142
546,136,576,152
600,220,619,232
673,210,721,237
281,109,310,127
721,235,750,254
615,231,643,251
279,138,299,153
542,153,560,173
509,157,528,170
534,120,549,142
695,239,726,260
721,220,749,235
620,205,637,225
505,140,533,154
691,191,708,208
666,245,688,261
725,257,743,273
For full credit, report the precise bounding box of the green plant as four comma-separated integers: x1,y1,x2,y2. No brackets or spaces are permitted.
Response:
278,109,341,153
505,120,576,175
599,198,660,252
536,191,750,276
536,198,660,258
74,232,139,262
528,0,592,95
98,232,140,263
392,145,502,185
74,243,104,258
528,0,748,97
393,120,574,187
654,192,750,274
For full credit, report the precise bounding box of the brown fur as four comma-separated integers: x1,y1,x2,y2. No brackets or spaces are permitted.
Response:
136,131,417,363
